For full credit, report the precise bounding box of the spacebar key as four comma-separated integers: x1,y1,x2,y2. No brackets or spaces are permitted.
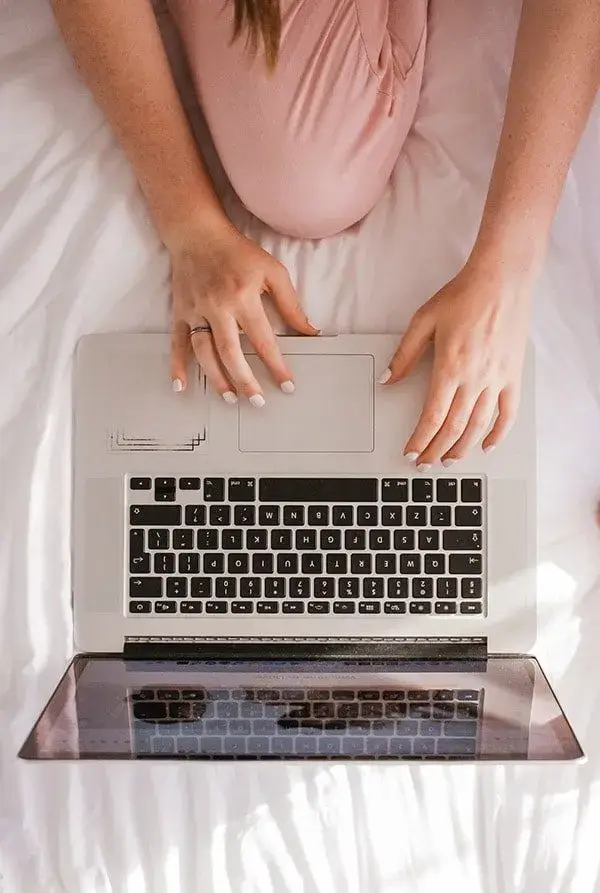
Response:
259,478,378,503
130,504,182,525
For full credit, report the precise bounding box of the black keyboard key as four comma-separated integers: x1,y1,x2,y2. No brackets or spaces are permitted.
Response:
206,601,227,614
444,720,478,738
179,477,201,490
443,530,482,551
412,578,433,598
129,600,152,613
240,577,262,598
185,505,206,526
234,505,256,526
133,701,167,720
381,506,403,526
461,578,483,599
253,553,274,574
399,554,421,574
432,689,454,701
301,554,322,574
204,478,225,501
369,530,390,551
436,479,458,503
338,578,359,599
231,601,253,614
430,506,451,527
414,738,436,756
197,529,219,550
394,530,415,550
166,577,188,598
461,479,482,503
357,506,378,526
320,530,341,550
259,478,378,503
247,529,268,550
130,505,181,526
437,578,457,598
381,479,409,502
130,477,151,491
387,578,408,599
271,529,292,550
449,554,483,574
418,530,439,550
259,506,280,526
456,703,479,719
228,478,255,502
308,602,330,614
333,602,356,614
437,738,476,756
210,505,231,526
154,553,175,574
308,506,329,526
289,577,311,598
360,701,383,717
385,602,407,614
155,601,177,614
412,478,433,503
277,554,298,574
350,554,372,574
265,578,286,598
130,552,150,574
326,554,347,574
362,578,384,598
228,554,249,574
173,529,194,550
409,602,432,614
283,506,304,526
180,601,203,614
456,505,483,527
222,530,244,550
129,529,145,556
191,578,212,598
457,690,479,701
333,506,353,526
257,601,279,614
375,554,396,574
345,530,366,550
314,578,335,598
295,530,316,550
204,553,224,573
424,554,445,574
406,506,427,526
435,602,457,615
148,529,169,550
359,602,382,614
460,602,483,615
154,477,176,501
282,602,305,614
407,691,429,701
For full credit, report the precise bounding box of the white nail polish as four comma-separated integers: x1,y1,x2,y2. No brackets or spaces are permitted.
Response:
483,445,496,455
280,380,295,394
249,394,266,408
417,463,432,473
378,369,392,385
172,379,183,393
405,452,419,462
222,391,238,404
442,458,456,468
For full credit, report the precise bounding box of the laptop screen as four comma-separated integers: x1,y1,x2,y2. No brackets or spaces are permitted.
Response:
19,655,583,762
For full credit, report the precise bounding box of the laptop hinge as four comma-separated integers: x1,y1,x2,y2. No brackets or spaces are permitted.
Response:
123,636,487,662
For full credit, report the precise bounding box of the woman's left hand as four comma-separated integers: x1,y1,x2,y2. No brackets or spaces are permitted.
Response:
381,260,533,469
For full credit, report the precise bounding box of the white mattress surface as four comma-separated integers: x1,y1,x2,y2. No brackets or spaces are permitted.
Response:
2,1,600,890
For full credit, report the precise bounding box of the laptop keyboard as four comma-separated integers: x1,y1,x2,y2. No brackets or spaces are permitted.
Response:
129,685,482,759
127,475,486,617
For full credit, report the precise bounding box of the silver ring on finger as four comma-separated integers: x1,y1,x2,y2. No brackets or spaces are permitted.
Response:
190,321,212,337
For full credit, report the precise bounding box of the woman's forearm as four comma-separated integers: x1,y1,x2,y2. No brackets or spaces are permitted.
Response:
471,0,600,278
51,0,227,247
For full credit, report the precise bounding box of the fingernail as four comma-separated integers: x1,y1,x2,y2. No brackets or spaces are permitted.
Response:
405,452,419,462
483,444,496,455
222,391,238,404
417,463,432,473
442,458,457,468
280,380,295,395
172,378,183,393
378,369,392,385
249,394,266,408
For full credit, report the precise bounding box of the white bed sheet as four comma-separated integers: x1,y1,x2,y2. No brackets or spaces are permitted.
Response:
2,0,600,890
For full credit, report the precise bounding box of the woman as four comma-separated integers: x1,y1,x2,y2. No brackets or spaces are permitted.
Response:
51,0,600,468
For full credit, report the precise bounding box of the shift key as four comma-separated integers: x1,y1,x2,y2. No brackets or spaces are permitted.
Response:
443,530,482,551
130,505,181,525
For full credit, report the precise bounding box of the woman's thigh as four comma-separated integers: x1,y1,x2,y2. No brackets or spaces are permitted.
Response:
168,0,427,237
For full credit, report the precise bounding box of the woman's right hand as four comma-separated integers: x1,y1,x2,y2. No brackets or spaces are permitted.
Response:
169,217,319,405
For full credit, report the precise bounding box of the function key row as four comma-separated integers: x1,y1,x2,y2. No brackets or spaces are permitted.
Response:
129,477,483,505
128,599,483,616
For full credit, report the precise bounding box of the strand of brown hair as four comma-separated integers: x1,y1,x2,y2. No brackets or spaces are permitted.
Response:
232,0,282,69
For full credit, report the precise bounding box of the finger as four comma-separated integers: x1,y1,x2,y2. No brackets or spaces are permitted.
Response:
210,314,265,405
238,302,295,392
482,387,519,453
267,265,319,336
437,388,498,466
412,386,477,469
171,320,192,392
382,309,435,385
403,369,457,462
190,330,238,404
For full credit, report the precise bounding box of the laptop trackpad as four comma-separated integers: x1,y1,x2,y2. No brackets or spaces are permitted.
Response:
239,354,374,453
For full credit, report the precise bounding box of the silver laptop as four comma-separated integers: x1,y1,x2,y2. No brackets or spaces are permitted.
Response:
20,333,583,762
